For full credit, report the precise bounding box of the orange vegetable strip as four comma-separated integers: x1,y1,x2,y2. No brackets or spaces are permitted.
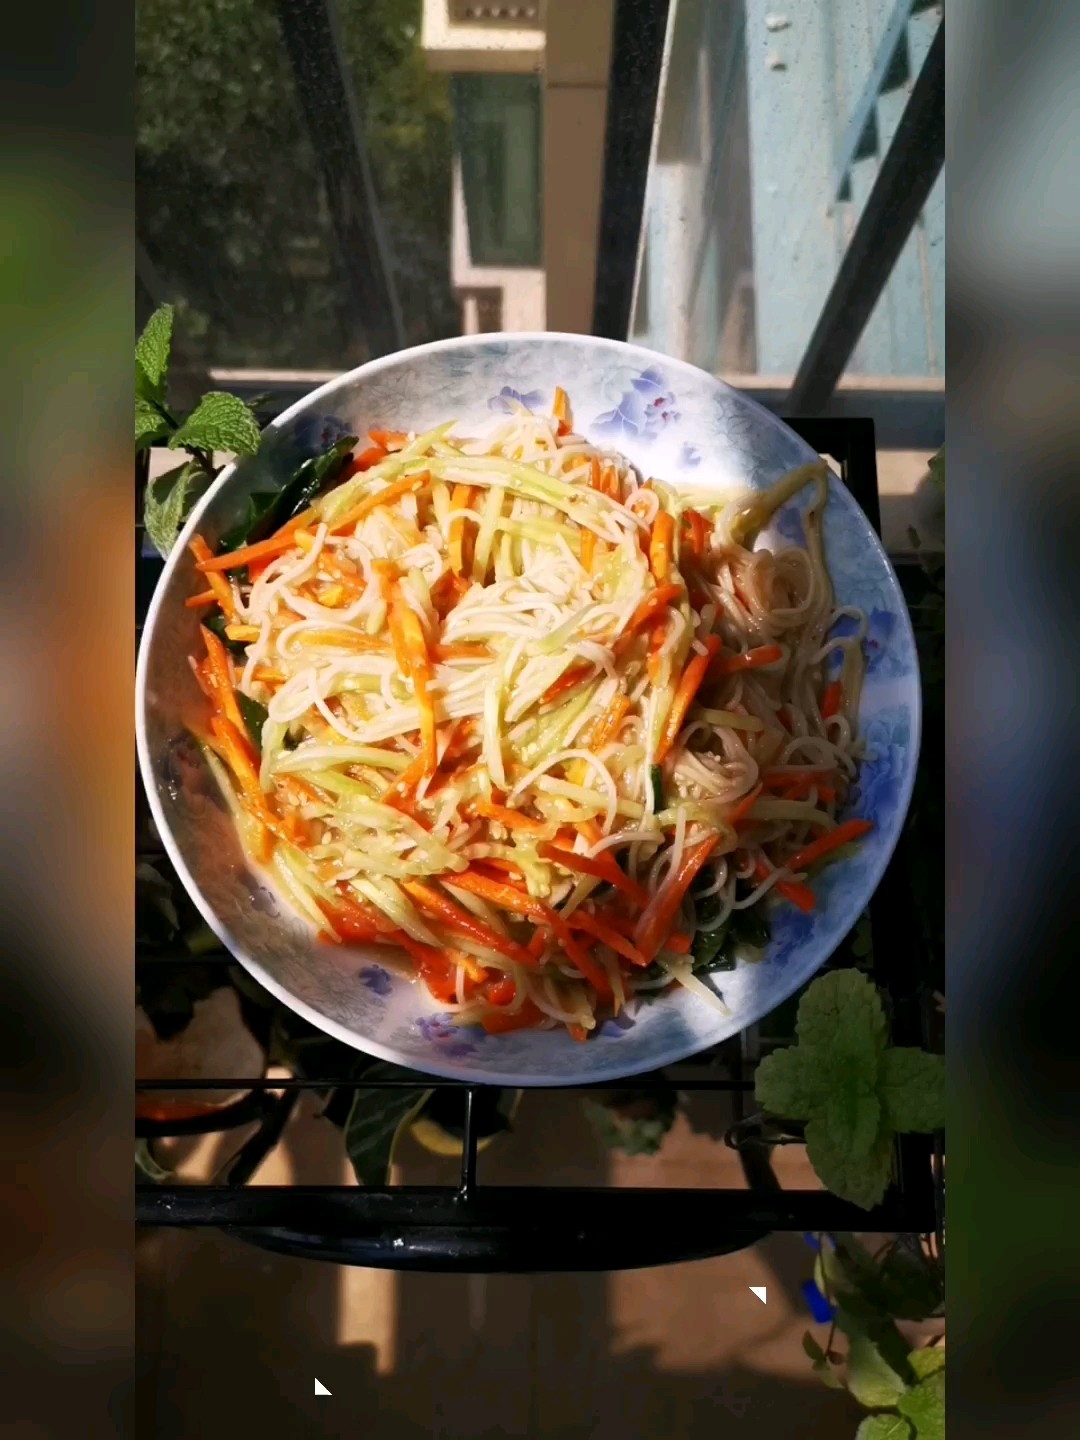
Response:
613,582,684,655
582,694,630,752
657,637,723,761
185,589,217,609
784,819,874,875
328,471,429,534
196,530,308,574
649,510,675,583
542,663,593,705
588,456,603,492
433,642,491,662
188,535,237,619
538,842,649,909
401,879,533,966
664,930,692,955
199,624,246,731
482,998,545,1035
552,385,570,425
448,483,474,574
711,644,785,675
470,799,551,836
633,832,720,963
580,527,596,573
685,509,708,558
602,463,620,499
368,429,408,450
567,1023,589,1043
267,506,318,543
753,858,815,914
821,681,844,719
351,445,388,472
566,910,645,966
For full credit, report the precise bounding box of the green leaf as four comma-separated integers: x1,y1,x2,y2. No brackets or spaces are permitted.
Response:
237,693,268,750
845,1331,910,1409
343,1061,433,1185
796,969,889,1063
219,491,280,553
143,460,209,559
136,396,172,450
879,1048,945,1133
691,922,735,973
856,1417,912,1440
755,1046,825,1120
135,303,174,401
896,1374,944,1439
822,1087,881,1163
239,435,358,548
135,1140,173,1183
908,1347,945,1381
805,1116,894,1210
169,392,262,457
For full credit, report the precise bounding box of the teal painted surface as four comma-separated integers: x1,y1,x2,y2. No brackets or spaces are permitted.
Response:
637,0,944,380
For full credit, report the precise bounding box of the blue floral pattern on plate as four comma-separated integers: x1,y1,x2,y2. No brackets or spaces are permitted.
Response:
489,385,545,413
138,333,920,1086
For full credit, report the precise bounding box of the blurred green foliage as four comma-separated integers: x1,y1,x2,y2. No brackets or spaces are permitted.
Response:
136,0,457,368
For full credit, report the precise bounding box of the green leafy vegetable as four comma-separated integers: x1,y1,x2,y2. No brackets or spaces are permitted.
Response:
896,1372,944,1439
754,971,944,1208
907,1346,945,1382
136,303,173,400
237,693,268,750
136,396,172,451
855,1417,912,1440
842,1325,911,1408
648,764,664,811
343,1061,433,1185
249,434,357,545
169,391,262,457
691,924,735,972
219,491,280,553
690,903,769,974
143,459,210,559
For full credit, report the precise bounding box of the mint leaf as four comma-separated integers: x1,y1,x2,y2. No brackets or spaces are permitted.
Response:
796,968,888,1062
880,1048,945,1132
135,303,174,402
845,1331,910,1409
908,1347,945,1382
754,1046,826,1119
805,1116,894,1210
169,392,262,457
343,1062,433,1185
896,1373,944,1439
856,1417,912,1440
136,396,172,450
143,460,209,559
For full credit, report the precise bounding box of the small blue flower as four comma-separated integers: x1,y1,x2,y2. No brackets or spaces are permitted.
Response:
416,1012,478,1059
594,369,679,442
828,608,898,676
679,443,703,468
489,385,545,414
358,965,393,998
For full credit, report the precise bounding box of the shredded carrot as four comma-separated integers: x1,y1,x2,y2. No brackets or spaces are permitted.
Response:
601,463,620,499
433,642,491,662
566,910,645,966
481,999,545,1035
538,842,649,908
664,930,692,955
657,637,722,761
382,578,437,773
613,583,683,655
449,868,547,922
188,535,237,620
552,385,571,435
821,681,844,719
469,799,551,836
684,509,708,558
649,511,675,583
647,620,668,685
580,527,596,573
328,471,429,534
185,589,217,609
567,1023,590,1043
753,858,815,913
583,694,630,753
368,429,408,450
431,570,470,614
199,624,246,732
634,832,720,963
712,644,785,675
401,879,533,965
588,456,603,492
351,444,388,472
542,663,593,705
448,483,475,574
785,819,873,875
196,530,307,575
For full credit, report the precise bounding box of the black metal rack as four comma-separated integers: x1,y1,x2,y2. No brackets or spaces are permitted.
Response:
136,416,940,1271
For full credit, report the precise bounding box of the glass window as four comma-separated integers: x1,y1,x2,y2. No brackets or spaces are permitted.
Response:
451,74,542,268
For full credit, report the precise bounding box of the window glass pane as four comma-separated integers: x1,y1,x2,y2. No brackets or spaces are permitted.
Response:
451,74,542,267
633,0,945,386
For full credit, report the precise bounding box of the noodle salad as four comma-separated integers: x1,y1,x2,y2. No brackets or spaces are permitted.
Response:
185,388,873,1041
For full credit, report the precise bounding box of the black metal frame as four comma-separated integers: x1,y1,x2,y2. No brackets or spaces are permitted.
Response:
787,16,945,415
136,417,939,1271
